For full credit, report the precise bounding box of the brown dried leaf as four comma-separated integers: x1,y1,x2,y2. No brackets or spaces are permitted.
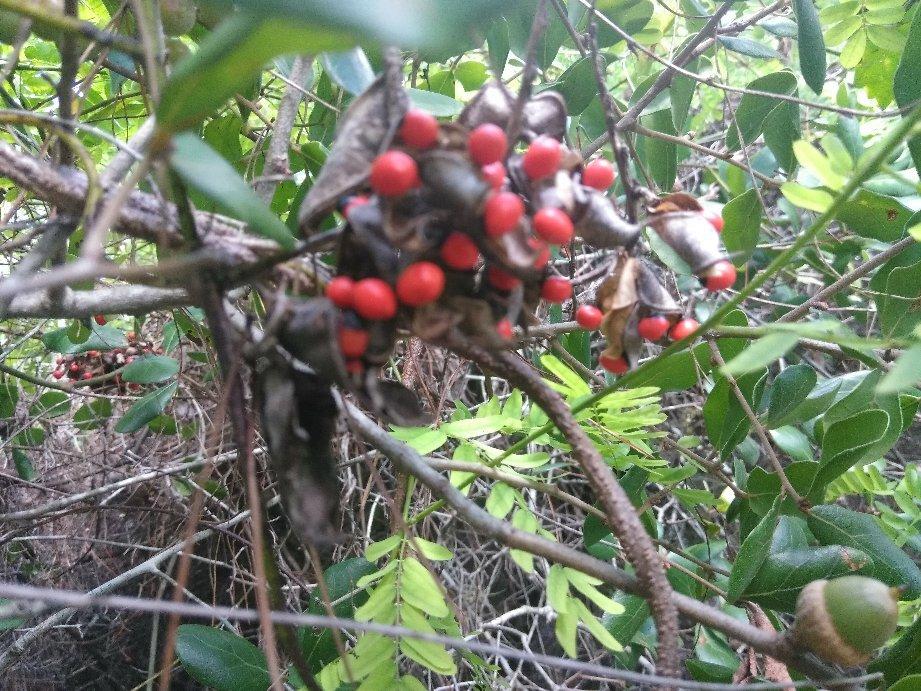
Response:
596,255,640,359
298,76,408,232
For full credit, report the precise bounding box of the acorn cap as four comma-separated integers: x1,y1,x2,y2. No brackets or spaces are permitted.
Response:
794,576,899,666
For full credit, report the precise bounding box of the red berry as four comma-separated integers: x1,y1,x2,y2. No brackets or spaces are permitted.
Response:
370,150,419,197
481,161,506,190
582,159,616,190
399,108,439,148
81,372,93,381
703,207,724,233
637,315,671,341
343,195,370,219
69,363,80,373
541,276,572,303
599,354,629,375
484,192,524,237
528,238,551,269
522,136,562,180
468,123,507,166
441,232,480,271
487,266,521,292
353,278,398,321
396,261,446,307
126,331,135,341
496,318,514,340
705,260,737,292
345,359,365,375
94,314,106,325
575,305,604,330
338,327,369,358
129,382,141,391
669,318,700,341
325,276,355,309
55,356,64,365
52,369,64,380
88,350,100,358
533,207,574,245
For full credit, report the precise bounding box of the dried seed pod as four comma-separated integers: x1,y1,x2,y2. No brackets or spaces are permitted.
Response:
458,81,515,131
363,377,431,427
521,91,568,141
647,193,725,274
418,149,490,216
299,76,409,232
635,259,682,316
277,298,349,386
793,576,899,666
573,190,642,249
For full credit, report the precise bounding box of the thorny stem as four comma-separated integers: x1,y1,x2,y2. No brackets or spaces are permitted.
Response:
443,336,682,681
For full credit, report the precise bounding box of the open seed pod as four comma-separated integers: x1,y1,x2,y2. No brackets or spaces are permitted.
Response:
298,76,408,231
574,190,642,249
418,149,490,216
647,192,725,274
635,259,682,317
793,576,900,666
458,80,567,141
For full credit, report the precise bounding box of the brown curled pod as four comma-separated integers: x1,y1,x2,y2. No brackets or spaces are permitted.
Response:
521,91,568,141
647,192,725,274
276,297,350,387
418,149,491,216
299,76,409,232
340,203,402,282
635,259,682,316
573,190,642,249
458,81,516,131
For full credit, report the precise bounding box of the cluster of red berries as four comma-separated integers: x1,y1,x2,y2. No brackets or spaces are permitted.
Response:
50,331,160,391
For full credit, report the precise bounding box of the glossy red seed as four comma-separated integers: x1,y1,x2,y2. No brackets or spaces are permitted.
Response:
541,276,572,303
599,354,629,375
52,369,64,379
669,318,700,341
69,363,80,373
705,260,737,292
338,327,370,358
94,314,106,325
343,195,370,219
81,372,93,381
528,237,551,269
353,278,398,321
396,261,446,307
522,136,562,180
326,276,356,309
703,207,724,233
637,315,671,341
399,108,439,148
440,232,480,270
370,150,419,197
481,161,506,190
496,318,514,340
468,123,508,166
533,207,574,245
484,192,524,237
88,350,100,358
487,266,521,292
575,305,604,330
126,331,135,341
582,159,616,190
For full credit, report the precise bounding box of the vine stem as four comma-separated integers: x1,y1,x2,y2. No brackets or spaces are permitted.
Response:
493,104,921,465
442,336,682,681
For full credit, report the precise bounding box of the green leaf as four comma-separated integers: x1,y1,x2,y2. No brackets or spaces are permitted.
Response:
0,599,26,632
74,398,113,431
763,101,800,172
726,71,798,151
120,355,180,384
321,47,374,95
399,637,456,675
0,380,17,418
792,0,826,94
170,133,295,249
744,545,872,611
808,504,921,598
891,676,921,691
485,482,517,519
158,13,350,132
811,409,890,492
878,262,921,337
834,189,911,242
869,614,921,685
41,324,127,354
770,426,814,462
455,61,488,91
401,557,449,617
30,391,70,418
895,7,921,177
389,426,447,454
793,140,846,189
717,36,780,59
628,343,711,391
12,449,35,481
722,333,798,378
704,370,768,459
554,611,579,657
727,496,781,602
554,56,599,115
780,181,834,211
365,533,403,561
405,87,463,116
570,0,653,49
115,382,178,434
410,537,453,561
176,625,270,691
571,597,624,652
486,18,509,75
547,565,570,613
641,106,678,191
764,364,817,428
762,17,799,38
878,344,921,394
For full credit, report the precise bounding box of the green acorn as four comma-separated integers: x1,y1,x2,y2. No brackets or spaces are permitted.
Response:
793,576,900,666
